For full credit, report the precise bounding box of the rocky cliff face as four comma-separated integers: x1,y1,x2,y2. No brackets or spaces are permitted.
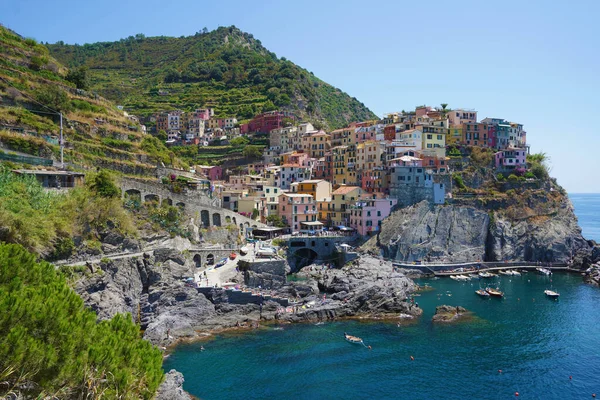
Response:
366,189,593,265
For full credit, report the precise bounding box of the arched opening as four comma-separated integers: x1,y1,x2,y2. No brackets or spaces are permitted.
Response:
225,216,231,224
244,222,250,227
200,210,210,227
176,202,185,209
193,254,202,268
162,198,173,206
124,189,141,208
206,254,214,265
232,217,237,225
212,213,221,227
292,248,318,270
144,194,160,203
125,189,141,200
252,224,257,228
239,223,244,234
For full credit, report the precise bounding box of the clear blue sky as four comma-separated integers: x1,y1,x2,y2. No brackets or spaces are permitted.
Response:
3,0,600,192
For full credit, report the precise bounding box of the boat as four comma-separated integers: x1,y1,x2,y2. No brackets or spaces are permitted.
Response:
215,258,228,268
537,268,552,275
544,289,560,298
344,333,363,344
475,289,490,297
499,270,512,276
479,272,493,278
239,246,249,255
485,287,504,297
511,270,521,276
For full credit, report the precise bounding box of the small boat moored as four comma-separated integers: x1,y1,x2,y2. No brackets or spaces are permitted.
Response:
536,268,552,275
344,332,364,344
544,290,560,298
476,289,490,297
486,287,504,297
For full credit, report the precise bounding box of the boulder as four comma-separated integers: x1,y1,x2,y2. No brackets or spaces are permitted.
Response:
432,305,469,323
156,370,192,400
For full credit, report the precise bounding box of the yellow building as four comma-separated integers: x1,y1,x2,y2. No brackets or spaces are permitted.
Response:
292,179,332,201
327,185,363,226
422,129,446,158
447,125,463,146
302,132,331,158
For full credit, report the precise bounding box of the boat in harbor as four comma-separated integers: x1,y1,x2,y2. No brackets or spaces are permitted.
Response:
450,275,470,281
475,289,490,297
478,272,496,278
544,289,560,298
536,268,552,275
485,287,504,297
511,270,521,276
499,270,512,276
344,333,364,344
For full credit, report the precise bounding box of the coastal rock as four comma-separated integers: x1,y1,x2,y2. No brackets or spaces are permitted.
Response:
75,251,217,346
156,369,192,400
366,201,489,263
366,190,592,265
432,305,469,323
278,255,422,322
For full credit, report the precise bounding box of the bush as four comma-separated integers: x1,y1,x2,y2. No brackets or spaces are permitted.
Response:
524,171,536,179
507,174,519,182
35,85,71,112
496,173,505,181
531,163,549,181
89,169,121,198
0,243,163,399
452,173,466,190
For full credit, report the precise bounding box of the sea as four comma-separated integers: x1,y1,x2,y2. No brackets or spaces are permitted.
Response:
163,194,600,400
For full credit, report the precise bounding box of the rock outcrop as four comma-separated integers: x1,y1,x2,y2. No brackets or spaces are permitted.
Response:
275,255,422,322
366,190,593,266
432,305,470,323
156,370,193,400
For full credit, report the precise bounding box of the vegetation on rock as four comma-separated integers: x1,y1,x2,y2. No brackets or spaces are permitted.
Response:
0,242,163,399
0,25,185,173
46,26,377,129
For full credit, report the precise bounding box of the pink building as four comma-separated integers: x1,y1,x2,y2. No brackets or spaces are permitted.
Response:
494,148,527,171
349,196,398,236
197,165,222,181
277,193,318,232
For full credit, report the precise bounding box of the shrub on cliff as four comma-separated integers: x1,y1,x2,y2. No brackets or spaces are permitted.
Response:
0,243,163,399
89,169,121,198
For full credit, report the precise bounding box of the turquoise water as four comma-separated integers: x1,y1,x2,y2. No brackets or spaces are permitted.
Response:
165,195,600,399
570,194,600,242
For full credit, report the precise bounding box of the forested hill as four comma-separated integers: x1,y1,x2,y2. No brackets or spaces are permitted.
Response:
47,26,377,129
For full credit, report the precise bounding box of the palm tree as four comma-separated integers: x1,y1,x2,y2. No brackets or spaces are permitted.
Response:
440,103,449,117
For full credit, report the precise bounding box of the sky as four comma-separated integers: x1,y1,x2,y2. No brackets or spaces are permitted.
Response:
3,0,600,192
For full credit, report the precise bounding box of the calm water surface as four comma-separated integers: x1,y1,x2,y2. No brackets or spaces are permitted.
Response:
165,195,600,400
569,193,600,242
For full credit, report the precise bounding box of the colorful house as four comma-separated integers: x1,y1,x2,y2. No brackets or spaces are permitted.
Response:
327,186,363,226
277,193,318,232
349,196,398,236
494,148,527,171
291,179,332,202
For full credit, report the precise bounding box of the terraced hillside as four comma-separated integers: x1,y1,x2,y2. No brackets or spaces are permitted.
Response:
47,26,377,129
0,25,185,174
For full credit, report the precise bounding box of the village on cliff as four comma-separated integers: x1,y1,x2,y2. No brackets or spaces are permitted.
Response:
142,105,529,237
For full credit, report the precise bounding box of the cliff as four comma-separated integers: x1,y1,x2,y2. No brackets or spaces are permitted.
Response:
365,187,594,266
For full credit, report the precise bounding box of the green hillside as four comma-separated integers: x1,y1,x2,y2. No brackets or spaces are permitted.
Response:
0,25,184,173
47,26,377,129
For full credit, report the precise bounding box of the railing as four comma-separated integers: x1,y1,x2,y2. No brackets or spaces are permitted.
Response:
0,152,53,166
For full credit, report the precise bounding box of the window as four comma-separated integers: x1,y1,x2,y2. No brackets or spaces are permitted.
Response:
437,135,443,140
427,134,432,140
377,211,381,216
